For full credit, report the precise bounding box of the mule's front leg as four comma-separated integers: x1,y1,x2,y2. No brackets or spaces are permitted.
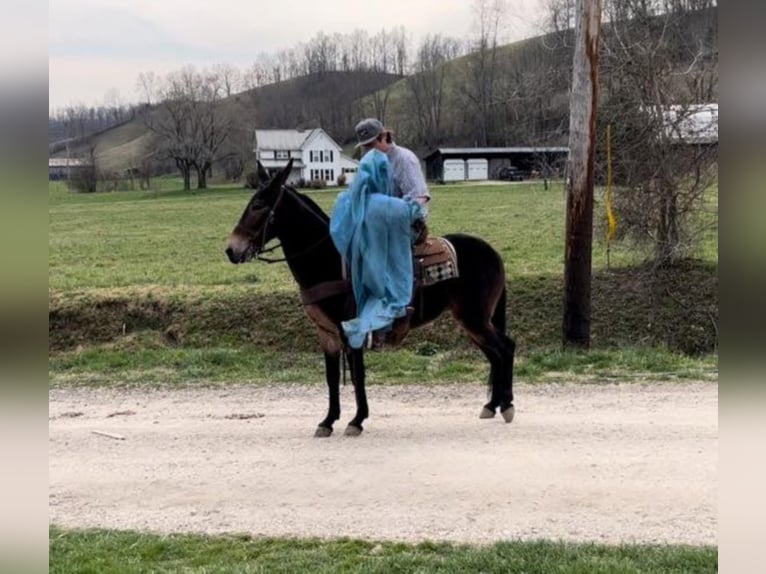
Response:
345,348,368,436
315,350,341,437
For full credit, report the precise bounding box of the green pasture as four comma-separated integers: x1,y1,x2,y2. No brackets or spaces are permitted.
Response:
49,179,659,292
50,527,717,574
48,179,718,385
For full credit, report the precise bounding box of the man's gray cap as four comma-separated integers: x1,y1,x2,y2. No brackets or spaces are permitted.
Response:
354,118,385,148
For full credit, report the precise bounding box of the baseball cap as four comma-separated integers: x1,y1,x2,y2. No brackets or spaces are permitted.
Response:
354,118,385,148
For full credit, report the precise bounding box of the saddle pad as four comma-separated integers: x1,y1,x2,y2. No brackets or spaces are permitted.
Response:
413,237,459,287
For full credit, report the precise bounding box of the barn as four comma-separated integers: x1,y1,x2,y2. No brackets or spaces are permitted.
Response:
48,157,93,181
423,147,569,182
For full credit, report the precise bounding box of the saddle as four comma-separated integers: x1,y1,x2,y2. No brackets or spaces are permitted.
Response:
413,235,459,288
301,230,459,349
371,233,459,349
299,232,459,307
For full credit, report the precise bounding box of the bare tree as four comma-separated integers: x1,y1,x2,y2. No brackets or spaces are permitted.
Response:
140,66,238,190
212,63,242,97
390,26,410,76
545,0,577,34
459,0,508,146
599,0,718,265
136,71,158,106
348,30,370,71
406,35,463,147
66,145,98,193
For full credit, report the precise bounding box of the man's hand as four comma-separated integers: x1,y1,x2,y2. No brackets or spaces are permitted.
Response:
412,218,428,245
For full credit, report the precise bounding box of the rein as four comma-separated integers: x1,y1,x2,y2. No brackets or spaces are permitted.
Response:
254,185,332,264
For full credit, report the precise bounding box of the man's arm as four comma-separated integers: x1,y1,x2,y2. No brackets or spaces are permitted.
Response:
399,150,430,214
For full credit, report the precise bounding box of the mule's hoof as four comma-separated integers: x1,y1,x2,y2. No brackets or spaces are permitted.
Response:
314,426,333,438
344,424,363,437
501,406,515,423
479,407,496,419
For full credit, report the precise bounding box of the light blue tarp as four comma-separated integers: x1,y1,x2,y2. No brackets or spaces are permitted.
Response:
329,150,421,349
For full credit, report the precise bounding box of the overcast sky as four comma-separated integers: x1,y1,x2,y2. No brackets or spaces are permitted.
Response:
49,0,545,111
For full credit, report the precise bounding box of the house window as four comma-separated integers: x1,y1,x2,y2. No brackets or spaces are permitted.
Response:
343,167,357,174
276,150,289,160
309,149,336,163
324,169,333,181
259,150,275,159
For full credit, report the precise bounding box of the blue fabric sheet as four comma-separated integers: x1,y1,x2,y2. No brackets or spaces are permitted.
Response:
329,150,422,349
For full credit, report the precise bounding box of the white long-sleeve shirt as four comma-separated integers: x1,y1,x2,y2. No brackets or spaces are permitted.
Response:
385,144,430,218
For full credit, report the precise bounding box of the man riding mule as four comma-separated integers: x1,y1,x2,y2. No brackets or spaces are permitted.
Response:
225,159,516,437
333,118,434,348
353,118,430,231
329,148,418,349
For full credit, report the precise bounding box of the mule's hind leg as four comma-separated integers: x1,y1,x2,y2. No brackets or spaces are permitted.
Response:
480,361,501,419
498,334,516,423
344,347,369,436
315,350,341,437
457,319,514,422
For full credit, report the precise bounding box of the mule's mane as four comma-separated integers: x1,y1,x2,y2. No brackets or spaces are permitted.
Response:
285,186,330,225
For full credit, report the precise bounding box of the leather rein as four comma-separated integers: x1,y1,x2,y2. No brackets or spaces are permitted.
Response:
253,185,332,264
249,185,352,307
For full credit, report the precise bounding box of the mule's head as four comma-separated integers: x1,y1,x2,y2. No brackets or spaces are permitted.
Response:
225,159,293,264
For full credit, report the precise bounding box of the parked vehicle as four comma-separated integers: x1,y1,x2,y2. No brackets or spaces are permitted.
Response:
497,166,527,181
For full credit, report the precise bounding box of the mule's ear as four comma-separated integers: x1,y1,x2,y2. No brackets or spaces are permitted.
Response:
257,161,270,185
271,158,293,189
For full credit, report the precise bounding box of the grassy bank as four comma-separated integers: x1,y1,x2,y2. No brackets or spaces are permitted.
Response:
49,344,718,387
49,262,718,355
49,527,717,574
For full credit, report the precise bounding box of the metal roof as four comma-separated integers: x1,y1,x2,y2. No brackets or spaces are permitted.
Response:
260,159,306,169
48,157,92,167
254,128,346,151
663,104,718,144
424,147,569,159
339,154,359,168
255,129,317,151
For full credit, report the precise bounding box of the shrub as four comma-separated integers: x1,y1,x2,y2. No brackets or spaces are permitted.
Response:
309,178,326,189
66,166,98,193
244,171,260,189
336,173,347,186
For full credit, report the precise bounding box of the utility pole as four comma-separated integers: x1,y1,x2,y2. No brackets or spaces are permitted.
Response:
563,0,602,348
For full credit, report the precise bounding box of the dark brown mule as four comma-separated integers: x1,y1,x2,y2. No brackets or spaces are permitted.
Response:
226,160,515,436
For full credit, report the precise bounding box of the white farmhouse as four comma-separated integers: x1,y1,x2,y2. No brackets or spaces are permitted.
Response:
254,128,359,186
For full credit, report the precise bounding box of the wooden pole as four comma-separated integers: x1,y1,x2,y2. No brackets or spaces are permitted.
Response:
563,0,602,348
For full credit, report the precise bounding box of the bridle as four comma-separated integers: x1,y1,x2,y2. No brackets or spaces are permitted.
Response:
250,184,332,264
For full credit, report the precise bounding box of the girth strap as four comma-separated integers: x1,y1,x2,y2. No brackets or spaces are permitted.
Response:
300,280,352,306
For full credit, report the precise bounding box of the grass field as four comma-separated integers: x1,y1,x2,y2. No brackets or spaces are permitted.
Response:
49,178,718,386
49,178,663,290
49,527,717,574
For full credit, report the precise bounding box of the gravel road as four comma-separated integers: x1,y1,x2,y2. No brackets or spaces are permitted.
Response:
49,382,717,545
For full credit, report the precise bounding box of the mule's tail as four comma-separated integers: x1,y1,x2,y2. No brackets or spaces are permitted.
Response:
492,286,507,335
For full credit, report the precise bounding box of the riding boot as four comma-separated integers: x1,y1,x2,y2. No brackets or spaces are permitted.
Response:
389,305,415,344
367,306,414,350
